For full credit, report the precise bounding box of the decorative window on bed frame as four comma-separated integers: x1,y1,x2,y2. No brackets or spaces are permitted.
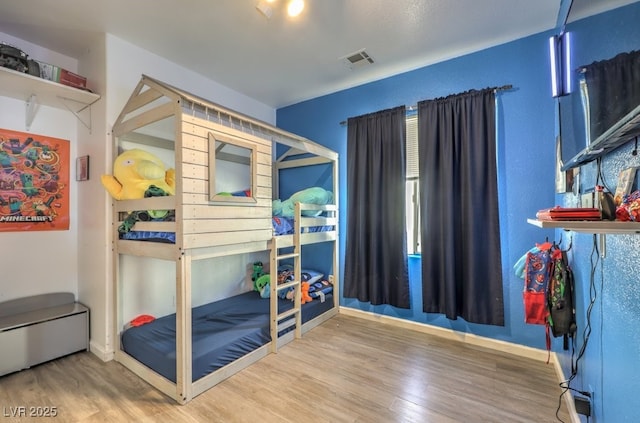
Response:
208,131,258,204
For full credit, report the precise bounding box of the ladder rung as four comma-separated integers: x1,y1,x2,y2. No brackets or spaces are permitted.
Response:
278,319,296,331
276,280,300,291
276,252,300,260
277,308,299,321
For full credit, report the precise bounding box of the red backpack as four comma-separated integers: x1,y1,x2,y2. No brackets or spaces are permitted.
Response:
523,242,577,353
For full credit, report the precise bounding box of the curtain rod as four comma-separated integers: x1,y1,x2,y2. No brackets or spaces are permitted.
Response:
339,84,513,126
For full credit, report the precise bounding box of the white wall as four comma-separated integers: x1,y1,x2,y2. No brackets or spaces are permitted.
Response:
0,33,80,304
75,34,110,360
104,34,275,132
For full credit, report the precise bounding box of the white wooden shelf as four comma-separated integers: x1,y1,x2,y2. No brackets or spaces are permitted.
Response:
527,218,640,234
0,66,100,130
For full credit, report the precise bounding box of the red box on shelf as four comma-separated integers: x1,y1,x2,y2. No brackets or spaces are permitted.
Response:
36,61,87,90
59,69,87,89
536,207,601,221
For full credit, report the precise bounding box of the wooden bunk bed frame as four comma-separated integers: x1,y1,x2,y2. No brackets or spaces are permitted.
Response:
109,75,339,404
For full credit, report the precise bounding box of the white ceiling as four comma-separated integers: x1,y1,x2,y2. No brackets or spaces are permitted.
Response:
0,0,637,108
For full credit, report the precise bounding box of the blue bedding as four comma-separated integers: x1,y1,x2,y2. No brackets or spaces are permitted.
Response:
121,290,333,383
272,216,335,236
119,216,333,242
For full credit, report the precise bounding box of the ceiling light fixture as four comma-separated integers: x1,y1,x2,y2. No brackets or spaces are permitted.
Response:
287,0,304,17
256,0,305,19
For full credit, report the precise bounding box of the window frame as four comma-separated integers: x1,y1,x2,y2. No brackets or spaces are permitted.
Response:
208,131,258,205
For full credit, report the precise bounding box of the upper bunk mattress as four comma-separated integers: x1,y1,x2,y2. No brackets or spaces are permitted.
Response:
120,290,333,383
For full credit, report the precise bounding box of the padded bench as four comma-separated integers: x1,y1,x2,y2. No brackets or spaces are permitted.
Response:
0,292,89,377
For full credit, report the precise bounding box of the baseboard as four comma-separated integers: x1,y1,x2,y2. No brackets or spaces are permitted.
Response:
339,306,581,422
339,307,549,360
89,340,114,362
550,354,581,423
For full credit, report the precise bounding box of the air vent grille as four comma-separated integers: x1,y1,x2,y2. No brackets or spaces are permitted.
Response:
340,49,375,69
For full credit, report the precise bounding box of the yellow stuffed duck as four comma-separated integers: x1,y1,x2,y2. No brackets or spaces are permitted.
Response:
101,149,175,200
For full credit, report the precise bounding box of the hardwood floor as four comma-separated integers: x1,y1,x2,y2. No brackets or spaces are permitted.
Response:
0,314,570,422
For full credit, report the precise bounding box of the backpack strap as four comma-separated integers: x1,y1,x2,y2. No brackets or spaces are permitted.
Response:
545,325,551,364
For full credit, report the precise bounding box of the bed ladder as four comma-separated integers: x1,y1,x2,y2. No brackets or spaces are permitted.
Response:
269,203,303,353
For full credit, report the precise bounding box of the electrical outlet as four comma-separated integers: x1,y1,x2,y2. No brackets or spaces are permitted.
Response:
582,192,594,208
575,396,591,417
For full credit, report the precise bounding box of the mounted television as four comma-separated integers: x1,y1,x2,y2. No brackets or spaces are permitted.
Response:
558,0,640,171
581,50,640,144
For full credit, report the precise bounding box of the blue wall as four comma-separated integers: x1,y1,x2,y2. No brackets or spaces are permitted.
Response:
277,3,640,422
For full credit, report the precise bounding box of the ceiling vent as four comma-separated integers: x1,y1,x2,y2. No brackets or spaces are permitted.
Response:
340,49,375,69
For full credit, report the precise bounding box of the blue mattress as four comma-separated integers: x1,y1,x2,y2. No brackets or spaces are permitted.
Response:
121,290,333,383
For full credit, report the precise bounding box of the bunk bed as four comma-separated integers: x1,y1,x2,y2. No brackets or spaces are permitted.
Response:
110,75,339,404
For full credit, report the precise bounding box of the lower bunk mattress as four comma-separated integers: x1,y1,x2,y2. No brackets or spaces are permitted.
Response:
120,290,334,383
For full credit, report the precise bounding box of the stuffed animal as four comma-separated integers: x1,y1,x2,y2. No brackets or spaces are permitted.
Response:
101,149,175,200
252,262,265,288
272,186,333,218
301,282,312,304
258,279,293,300
256,274,271,298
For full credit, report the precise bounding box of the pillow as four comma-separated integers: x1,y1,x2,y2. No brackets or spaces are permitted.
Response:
301,269,324,284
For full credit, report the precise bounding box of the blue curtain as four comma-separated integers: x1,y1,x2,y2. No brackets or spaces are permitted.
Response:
343,106,410,308
418,89,504,325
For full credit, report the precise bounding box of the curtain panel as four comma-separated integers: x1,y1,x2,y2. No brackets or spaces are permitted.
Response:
343,106,410,308
418,89,504,325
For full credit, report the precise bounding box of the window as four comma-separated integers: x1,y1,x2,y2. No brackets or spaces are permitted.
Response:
208,131,257,204
406,114,420,254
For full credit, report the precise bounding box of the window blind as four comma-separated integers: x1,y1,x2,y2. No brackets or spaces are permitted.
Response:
406,114,419,179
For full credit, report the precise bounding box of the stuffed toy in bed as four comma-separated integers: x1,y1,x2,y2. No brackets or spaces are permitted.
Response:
301,282,312,304
101,149,175,200
272,186,333,218
256,274,271,298
252,262,265,288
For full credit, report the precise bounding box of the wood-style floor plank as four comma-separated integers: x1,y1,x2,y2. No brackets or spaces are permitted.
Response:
0,314,570,422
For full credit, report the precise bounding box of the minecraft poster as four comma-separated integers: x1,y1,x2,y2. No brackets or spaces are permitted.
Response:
0,128,70,231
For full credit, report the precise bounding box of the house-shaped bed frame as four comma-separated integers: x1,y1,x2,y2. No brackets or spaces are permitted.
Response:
110,75,339,403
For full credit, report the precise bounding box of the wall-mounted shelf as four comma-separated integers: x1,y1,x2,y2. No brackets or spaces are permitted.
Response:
0,66,100,131
527,218,640,234
561,103,640,171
